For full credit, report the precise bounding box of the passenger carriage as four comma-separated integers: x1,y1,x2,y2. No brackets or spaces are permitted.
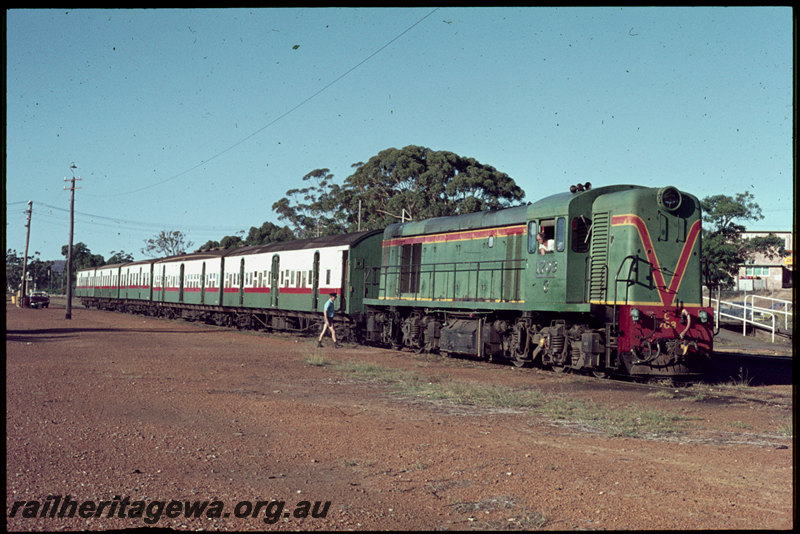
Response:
75,268,97,298
118,259,155,302
77,231,384,336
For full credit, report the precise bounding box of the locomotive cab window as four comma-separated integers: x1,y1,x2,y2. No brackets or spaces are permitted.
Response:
527,221,538,253
571,216,591,253
555,217,566,252
536,219,557,254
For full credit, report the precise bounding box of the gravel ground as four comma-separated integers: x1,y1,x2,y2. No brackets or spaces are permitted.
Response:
6,301,794,530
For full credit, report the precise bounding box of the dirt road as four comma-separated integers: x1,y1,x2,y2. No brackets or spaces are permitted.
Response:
6,303,794,530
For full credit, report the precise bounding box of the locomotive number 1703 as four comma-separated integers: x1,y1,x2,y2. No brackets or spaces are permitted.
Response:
535,258,558,277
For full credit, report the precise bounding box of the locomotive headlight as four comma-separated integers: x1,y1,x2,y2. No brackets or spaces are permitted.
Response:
698,310,709,323
630,307,640,322
657,186,682,211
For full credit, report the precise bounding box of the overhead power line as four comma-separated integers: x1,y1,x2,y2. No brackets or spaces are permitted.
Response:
6,200,246,234
89,8,440,198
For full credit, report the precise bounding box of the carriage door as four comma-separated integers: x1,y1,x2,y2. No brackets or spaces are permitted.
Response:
239,258,246,307
200,262,206,305
179,264,185,303
161,265,167,302
312,251,320,311
148,263,154,301
270,255,280,307
340,250,348,312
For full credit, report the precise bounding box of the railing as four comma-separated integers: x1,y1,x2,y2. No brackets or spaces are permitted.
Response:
367,259,526,303
745,295,792,331
705,295,779,343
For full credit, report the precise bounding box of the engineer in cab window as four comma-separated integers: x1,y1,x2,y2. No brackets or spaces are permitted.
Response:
536,232,554,255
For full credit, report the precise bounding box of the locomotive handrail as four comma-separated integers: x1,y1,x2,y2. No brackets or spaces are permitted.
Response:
583,255,590,303
373,258,526,303
611,255,640,333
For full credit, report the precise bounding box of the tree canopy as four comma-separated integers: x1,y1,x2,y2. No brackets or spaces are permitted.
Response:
244,221,295,246
142,230,193,258
700,191,785,289
62,242,105,270
6,250,60,294
196,222,294,252
107,250,135,265
272,145,526,238
272,168,347,238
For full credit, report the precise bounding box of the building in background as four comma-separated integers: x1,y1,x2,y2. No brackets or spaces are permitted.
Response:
736,231,793,291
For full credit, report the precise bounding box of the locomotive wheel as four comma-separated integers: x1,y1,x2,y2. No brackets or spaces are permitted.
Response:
592,370,609,379
552,365,568,374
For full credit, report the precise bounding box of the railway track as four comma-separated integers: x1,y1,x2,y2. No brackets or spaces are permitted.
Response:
52,295,793,395
593,372,792,408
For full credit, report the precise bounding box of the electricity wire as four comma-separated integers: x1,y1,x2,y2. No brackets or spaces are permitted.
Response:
89,8,440,198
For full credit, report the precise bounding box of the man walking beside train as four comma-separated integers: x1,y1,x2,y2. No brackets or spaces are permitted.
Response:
317,293,340,348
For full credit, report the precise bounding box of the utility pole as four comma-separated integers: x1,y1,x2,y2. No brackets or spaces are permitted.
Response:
19,201,33,307
64,165,81,320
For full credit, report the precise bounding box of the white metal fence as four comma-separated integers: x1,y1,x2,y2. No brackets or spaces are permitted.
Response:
704,293,792,344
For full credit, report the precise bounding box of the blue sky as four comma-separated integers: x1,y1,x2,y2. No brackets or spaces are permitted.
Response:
6,7,794,262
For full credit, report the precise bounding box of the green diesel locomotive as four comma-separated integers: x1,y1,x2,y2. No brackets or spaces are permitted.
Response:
363,183,713,378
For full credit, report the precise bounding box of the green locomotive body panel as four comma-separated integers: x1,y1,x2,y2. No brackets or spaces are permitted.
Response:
588,186,704,308
522,185,639,312
366,185,645,314
366,206,529,311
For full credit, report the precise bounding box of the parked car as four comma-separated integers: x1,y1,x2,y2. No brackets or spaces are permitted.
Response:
29,291,50,308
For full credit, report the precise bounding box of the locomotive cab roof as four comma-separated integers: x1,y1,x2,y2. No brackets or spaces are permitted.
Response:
384,184,643,238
